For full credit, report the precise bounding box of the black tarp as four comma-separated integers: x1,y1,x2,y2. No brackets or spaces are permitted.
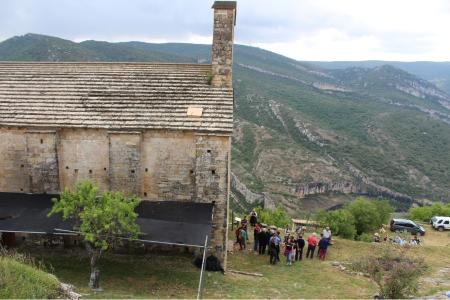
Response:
0,192,213,247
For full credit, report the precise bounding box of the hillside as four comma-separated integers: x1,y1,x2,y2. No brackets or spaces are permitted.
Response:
1,33,450,213
311,60,450,95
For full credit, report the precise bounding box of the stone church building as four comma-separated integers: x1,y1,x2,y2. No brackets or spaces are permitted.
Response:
0,1,236,263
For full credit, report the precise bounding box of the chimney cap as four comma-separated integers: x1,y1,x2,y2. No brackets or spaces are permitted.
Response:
212,1,236,9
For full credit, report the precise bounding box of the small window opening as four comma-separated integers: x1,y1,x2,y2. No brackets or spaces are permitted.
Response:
145,168,148,172
190,170,194,174
207,149,211,153
74,169,78,173
211,169,216,175
144,192,147,197
104,167,107,171
20,164,24,168
65,166,69,169
20,188,23,191
131,170,135,174
89,169,92,174
40,139,43,144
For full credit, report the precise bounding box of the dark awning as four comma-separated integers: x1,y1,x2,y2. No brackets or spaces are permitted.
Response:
0,192,213,247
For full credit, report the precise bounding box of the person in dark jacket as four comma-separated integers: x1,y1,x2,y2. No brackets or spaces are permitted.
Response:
253,223,261,252
318,234,330,260
258,227,268,254
249,209,258,227
295,235,306,261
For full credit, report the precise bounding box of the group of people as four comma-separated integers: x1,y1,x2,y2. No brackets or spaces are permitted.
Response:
235,210,333,266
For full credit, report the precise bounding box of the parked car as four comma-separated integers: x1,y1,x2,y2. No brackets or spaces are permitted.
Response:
430,216,438,225
431,216,450,231
390,218,426,236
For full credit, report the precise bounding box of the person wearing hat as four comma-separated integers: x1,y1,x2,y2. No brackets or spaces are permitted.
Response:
374,232,381,243
306,232,318,259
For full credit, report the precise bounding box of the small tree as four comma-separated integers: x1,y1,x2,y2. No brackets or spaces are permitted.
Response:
49,181,140,289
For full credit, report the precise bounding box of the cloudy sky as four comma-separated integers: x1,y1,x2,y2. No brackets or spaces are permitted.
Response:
1,0,450,61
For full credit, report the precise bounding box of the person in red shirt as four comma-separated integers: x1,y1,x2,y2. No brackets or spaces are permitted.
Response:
306,232,318,259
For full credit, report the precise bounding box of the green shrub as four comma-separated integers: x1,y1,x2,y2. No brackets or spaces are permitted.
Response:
351,245,427,299
346,197,393,235
316,209,356,239
317,197,393,240
409,203,450,222
254,204,291,228
356,232,373,243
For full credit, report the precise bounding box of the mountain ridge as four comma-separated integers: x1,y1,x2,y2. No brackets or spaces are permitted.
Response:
2,33,450,213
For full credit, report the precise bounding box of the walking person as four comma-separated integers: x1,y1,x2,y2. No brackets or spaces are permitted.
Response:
275,231,281,262
269,231,281,264
241,216,248,232
306,232,318,259
285,236,295,266
258,227,268,254
249,209,258,227
318,234,330,261
295,235,305,261
253,223,261,252
235,226,241,245
322,226,332,243
239,226,247,250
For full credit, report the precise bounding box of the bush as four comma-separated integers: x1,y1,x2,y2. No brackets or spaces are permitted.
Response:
346,198,393,235
0,250,61,299
316,209,356,239
351,245,427,299
254,204,291,228
409,203,450,222
317,197,393,240
356,232,373,243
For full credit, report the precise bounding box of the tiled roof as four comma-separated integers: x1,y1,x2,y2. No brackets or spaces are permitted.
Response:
0,62,233,134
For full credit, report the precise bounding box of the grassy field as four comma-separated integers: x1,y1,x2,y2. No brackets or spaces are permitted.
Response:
13,223,449,299
0,255,61,298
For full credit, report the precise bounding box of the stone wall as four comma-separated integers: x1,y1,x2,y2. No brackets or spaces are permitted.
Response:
109,131,141,196
0,126,230,264
211,2,236,88
58,129,110,192
0,128,29,192
26,130,59,193
141,131,196,200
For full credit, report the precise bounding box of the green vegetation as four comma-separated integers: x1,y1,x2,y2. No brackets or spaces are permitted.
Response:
253,205,292,228
49,180,141,289
317,197,393,240
9,224,449,299
0,251,61,299
409,202,450,222
351,245,427,299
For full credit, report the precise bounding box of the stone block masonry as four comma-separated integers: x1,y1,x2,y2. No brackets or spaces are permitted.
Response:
0,127,230,264
0,0,236,268
211,1,236,88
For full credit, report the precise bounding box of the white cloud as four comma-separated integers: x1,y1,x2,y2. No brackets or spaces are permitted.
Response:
1,0,450,61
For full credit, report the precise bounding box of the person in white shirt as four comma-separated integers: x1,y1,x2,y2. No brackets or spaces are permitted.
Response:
322,226,331,242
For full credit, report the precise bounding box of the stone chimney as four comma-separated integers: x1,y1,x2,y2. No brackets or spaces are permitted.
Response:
211,1,236,88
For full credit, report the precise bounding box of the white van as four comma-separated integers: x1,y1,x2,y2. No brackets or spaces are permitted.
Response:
432,216,450,231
